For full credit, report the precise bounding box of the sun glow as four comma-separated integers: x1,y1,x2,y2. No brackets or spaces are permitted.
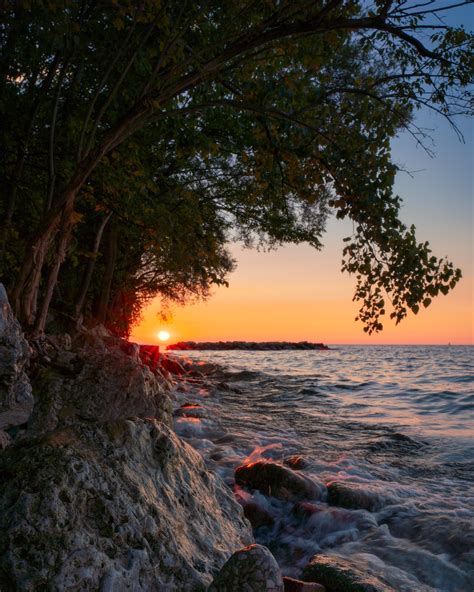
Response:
157,330,170,342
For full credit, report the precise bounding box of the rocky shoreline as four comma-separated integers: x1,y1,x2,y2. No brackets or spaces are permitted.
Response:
0,284,391,591
167,341,329,351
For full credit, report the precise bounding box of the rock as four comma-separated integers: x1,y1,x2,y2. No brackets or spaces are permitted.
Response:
327,482,391,512
139,344,161,371
0,418,253,591
302,554,394,592
283,576,326,591
45,332,72,352
235,461,324,502
179,360,219,377
167,341,329,351
160,355,187,376
284,455,307,470
242,502,275,529
0,284,33,432
293,501,322,520
208,544,284,591
87,323,111,338
0,430,12,449
28,341,172,436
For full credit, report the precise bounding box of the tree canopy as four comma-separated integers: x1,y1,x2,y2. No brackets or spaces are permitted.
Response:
0,0,472,336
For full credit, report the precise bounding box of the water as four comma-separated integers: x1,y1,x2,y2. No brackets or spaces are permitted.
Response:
170,345,474,591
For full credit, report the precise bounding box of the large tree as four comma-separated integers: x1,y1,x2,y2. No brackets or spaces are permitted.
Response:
0,0,472,335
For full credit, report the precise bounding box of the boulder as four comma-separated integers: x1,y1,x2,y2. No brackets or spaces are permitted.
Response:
0,418,253,591
235,461,324,502
0,285,33,439
302,554,395,592
293,501,322,520
160,355,187,376
28,342,172,436
327,482,391,512
283,455,307,470
208,544,283,592
242,502,275,529
283,576,325,591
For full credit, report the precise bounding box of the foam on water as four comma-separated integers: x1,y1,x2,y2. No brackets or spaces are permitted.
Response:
171,345,473,591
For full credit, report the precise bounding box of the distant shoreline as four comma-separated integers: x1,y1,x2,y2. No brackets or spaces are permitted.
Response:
166,340,329,351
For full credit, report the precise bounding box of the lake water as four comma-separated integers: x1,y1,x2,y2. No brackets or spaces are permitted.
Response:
171,345,474,591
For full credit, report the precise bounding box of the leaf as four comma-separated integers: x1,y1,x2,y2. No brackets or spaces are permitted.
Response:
70,211,84,224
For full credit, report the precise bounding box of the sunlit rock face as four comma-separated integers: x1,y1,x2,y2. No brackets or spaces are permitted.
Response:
0,286,253,590
0,418,253,591
235,460,325,502
28,338,173,437
0,285,33,447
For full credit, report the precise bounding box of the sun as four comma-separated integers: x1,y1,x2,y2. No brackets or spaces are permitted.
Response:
157,330,170,342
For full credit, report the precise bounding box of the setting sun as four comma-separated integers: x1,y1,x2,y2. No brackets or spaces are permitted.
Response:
157,330,170,342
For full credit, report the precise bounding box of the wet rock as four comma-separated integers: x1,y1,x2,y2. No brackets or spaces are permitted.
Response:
243,502,275,529
208,544,283,591
28,342,172,436
0,418,253,591
160,355,187,376
283,576,325,591
0,284,33,434
235,461,324,502
181,360,219,377
327,482,391,512
293,501,322,520
284,455,307,470
302,554,394,592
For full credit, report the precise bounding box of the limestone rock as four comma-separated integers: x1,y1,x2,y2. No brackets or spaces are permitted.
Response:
327,482,392,512
0,418,253,591
0,284,33,432
235,461,324,502
208,544,283,592
303,554,395,592
29,341,172,436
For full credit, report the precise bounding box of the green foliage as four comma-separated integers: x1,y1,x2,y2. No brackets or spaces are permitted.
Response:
0,0,472,333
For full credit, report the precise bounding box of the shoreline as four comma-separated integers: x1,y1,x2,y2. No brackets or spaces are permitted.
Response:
1,291,471,591
162,348,473,592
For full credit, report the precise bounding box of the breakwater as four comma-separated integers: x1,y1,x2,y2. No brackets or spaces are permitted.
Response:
167,341,329,351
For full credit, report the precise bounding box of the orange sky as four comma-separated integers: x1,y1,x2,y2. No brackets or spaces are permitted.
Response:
131,241,473,346
132,114,473,347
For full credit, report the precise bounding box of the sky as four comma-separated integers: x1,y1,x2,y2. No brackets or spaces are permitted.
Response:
132,11,473,346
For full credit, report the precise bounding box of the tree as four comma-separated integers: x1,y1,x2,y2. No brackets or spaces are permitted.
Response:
0,0,472,335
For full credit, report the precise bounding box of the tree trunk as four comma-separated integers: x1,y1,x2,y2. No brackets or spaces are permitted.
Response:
10,150,100,324
10,87,150,325
96,222,118,325
32,200,75,336
74,211,112,320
